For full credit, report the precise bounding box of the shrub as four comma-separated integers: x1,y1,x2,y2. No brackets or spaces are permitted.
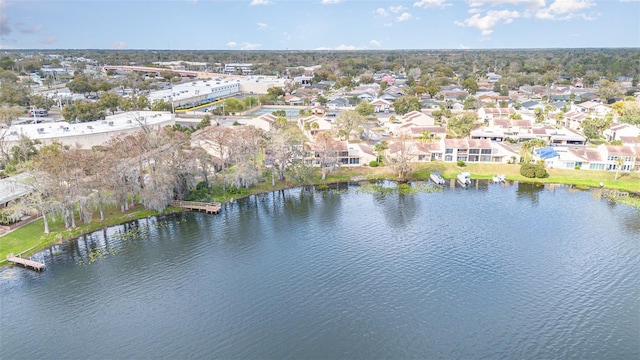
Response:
520,163,548,178
457,160,466,167
369,161,379,167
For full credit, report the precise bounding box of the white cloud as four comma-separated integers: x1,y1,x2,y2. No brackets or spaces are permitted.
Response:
370,39,381,47
250,0,270,5
383,22,393,27
375,8,389,16
257,22,268,30
226,41,237,47
40,36,57,45
459,44,470,49
315,44,360,50
110,41,127,49
16,23,44,34
455,9,520,34
389,5,407,13
535,0,596,20
468,0,545,8
396,12,413,21
0,14,10,36
413,0,451,8
321,0,342,4
241,42,262,50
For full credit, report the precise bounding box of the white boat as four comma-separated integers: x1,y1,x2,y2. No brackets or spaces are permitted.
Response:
457,172,471,187
430,170,446,185
492,174,506,183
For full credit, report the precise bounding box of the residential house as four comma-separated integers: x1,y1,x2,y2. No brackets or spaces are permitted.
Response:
470,127,505,142
327,98,351,109
414,142,443,162
370,98,392,113
601,145,637,172
285,94,304,105
603,123,640,143
478,107,516,124
408,126,447,141
298,115,333,136
357,93,375,102
311,106,326,115
247,113,278,132
562,111,589,130
399,110,435,126
573,100,611,116
520,100,544,111
535,144,638,171
443,138,493,163
335,141,376,167
421,99,440,110
486,72,502,82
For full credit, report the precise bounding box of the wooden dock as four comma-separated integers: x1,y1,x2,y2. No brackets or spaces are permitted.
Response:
6,253,46,271
172,200,221,214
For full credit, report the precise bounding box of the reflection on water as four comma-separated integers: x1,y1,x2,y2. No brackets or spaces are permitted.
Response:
0,183,638,360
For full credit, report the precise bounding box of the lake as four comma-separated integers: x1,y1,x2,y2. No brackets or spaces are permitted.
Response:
1,182,638,359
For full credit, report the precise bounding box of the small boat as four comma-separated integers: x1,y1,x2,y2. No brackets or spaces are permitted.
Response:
457,172,471,187
430,170,446,185
492,174,506,183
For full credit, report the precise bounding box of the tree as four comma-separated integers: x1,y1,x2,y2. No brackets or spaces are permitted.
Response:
426,85,440,98
418,130,432,143
28,95,55,111
67,74,93,94
462,78,478,94
373,140,388,164
581,116,612,140
614,157,625,181
392,96,421,115
99,92,121,114
463,96,479,110
335,110,366,141
355,101,374,117
312,131,339,180
388,133,415,180
447,112,478,138
316,95,328,106
151,99,172,112
533,107,545,123
597,79,622,102
267,87,285,98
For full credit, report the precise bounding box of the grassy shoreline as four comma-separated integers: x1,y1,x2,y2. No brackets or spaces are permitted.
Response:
1,163,638,265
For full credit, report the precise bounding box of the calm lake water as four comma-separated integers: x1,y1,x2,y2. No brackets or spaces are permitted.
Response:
1,182,639,359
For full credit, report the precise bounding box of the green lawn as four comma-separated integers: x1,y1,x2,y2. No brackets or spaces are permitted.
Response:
0,205,170,263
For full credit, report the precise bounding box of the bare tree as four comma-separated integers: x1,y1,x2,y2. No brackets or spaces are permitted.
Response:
388,133,416,181
312,131,340,180
229,126,265,189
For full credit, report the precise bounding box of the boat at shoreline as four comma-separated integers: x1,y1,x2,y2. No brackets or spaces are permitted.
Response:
430,170,446,185
457,172,471,187
492,174,506,183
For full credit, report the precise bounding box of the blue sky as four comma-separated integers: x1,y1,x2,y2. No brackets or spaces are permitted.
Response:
1,0,639,50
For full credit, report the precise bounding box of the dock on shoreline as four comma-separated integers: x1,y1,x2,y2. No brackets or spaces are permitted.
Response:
6,253,46,271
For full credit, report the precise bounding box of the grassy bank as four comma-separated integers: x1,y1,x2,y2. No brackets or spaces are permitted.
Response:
0,205,177,263
1,162,638,264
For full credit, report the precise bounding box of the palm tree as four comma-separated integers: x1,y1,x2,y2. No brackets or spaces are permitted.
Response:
418,130,432,143
614,157,625,180
373,140,388,164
